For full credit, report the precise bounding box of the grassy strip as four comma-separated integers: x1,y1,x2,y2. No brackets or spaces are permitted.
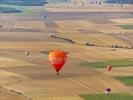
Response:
116,76,133,86
80,93,133,100
81,59,133,68
119,25,133,29
0,7,22,13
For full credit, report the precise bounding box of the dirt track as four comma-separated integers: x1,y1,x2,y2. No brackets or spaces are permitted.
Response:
0,87,26,100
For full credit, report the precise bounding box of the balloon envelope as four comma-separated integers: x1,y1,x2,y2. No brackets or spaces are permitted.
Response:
48,50,67,75
107,65,112,71
104,88,111,95
25,51,30,56
105,88,111,92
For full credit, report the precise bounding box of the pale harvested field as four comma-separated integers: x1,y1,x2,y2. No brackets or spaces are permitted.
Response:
0,14,45,30
0,87,26,100
1,31,71,42
39,96,83,100
14,20,46,30
60,33,130,47
1,42,133,61
110,18,133,24
0,61,128,99
100,29,133,34
55,20,87,33
0,69,31,85
55,20,131,47
55,19,132,47
0,57,34,68
0,41,131,99
47,7,133,13
2,75,127,99
127,86,133,94
100,18,133,34
96,67,133,77
0,70,31,99
92,23,121,31
113,33,133,47
55,20,120,33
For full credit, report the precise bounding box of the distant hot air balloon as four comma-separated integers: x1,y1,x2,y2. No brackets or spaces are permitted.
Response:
25,51,30,56
104,88,111,95
106,65,112,72
48,50,67,75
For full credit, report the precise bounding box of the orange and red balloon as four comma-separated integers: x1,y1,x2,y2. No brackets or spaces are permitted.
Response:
48,50,67,75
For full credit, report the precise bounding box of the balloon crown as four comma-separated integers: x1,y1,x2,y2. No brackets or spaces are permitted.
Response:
49,49,68,55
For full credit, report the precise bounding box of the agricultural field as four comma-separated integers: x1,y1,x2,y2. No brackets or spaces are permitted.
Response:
119,25,133,30
59,33,130,47
0,2,133,100
81,59,133,68
110,18,133,24
116,76,133,86
0,7,22,13
80,93,133,100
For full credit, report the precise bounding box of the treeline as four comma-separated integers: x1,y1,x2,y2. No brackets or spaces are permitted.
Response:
106,0,133,4
0,7,22,13
0,0,48,6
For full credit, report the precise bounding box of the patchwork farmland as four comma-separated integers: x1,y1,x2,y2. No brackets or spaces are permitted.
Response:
0,2,133,100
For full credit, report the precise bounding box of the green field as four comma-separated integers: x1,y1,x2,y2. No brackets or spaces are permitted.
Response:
50,0,71,3
81,59,133,68
80,93,133,100
116,76,133,86
119,25,133,29
17,9,35,16
0,7,22,13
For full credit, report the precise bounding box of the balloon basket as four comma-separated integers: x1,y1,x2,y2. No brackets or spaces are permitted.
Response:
57,72,59,76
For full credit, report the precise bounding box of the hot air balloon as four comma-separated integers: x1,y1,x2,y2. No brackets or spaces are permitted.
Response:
104,88,111,95
48,50,67,75
106,65,112,72
25,51,30,56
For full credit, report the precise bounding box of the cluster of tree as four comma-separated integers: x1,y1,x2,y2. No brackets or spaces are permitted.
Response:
106,0,133,4
50,0,69,3
111,45,132,49
111,45,123,48
0,0,48,6
85,43,132,49
0,7,22,13
86,42,96,46
50,34,75,44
